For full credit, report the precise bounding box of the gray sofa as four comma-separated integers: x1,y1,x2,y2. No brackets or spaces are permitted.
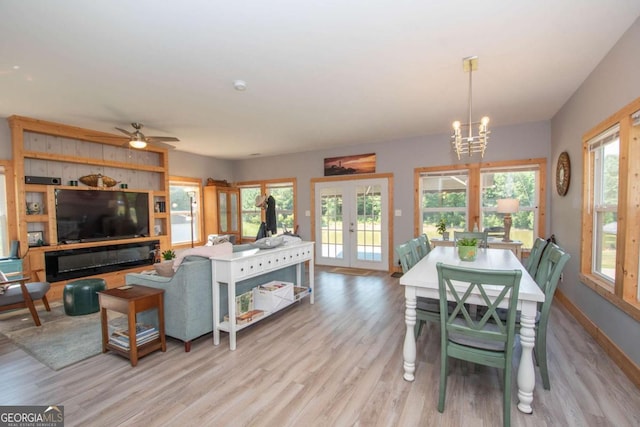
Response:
125,244,301,352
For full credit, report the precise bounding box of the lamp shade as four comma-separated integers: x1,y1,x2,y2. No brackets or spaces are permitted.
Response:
496,198,519,214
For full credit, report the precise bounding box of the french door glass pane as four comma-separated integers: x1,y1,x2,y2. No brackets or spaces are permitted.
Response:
320,187,343,259
356,184,382,261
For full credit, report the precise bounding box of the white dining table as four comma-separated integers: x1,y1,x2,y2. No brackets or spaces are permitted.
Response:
399,246,545,414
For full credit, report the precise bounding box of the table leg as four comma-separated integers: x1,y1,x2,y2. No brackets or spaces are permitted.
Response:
517,306,537,413
228,280,237,351
403,291,417,381
100,307,108,353
157,294,166,352
128,304,138,367
309,259,315,304
212,263,220,346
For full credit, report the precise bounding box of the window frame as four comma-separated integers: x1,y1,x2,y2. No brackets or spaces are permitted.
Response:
417,169,470,240
168,176,203,249
580,97,640,320
479,165,541,248
414,158,546,248
236,178,297,242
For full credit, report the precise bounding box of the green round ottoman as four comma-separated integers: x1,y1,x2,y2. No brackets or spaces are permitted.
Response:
63,278,106,316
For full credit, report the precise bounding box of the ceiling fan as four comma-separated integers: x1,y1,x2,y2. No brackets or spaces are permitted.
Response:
115,123,180,150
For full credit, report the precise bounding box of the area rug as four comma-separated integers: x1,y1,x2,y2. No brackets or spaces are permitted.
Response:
0,304,124,371
330,267,373,276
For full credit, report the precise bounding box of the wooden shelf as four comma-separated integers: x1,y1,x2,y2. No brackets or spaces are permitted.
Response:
25,214,48,222
23,150,165,172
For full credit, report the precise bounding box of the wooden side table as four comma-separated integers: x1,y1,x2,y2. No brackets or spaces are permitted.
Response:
98,285,166,366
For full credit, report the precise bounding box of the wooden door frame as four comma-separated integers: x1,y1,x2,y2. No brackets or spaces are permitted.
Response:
310,173,394,272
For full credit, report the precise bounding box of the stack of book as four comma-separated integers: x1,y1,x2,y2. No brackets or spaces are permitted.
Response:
109,323,159,350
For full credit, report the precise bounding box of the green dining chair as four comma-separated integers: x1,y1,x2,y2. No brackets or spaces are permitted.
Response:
525,237,548,276
453,230,488,248
395,242,418,273
396,241,441,339
436,262,522,427
524,243,570,390
411,234,431,260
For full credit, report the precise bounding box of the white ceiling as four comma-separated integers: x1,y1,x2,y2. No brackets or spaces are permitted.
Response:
1,1,639,159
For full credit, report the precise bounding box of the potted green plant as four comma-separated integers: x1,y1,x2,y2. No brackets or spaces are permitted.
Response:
161,249,176,261
456,238,478,261
155,249,177,277
436,218,449,241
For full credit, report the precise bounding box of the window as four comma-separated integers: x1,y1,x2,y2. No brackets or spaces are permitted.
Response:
418,170,469,240
415,159,545,248
240,186,261,240
236,178,297,241
581,97,640,316
480,166,539,248
0,164,9,257
169,177,202,247
588,126,619,283
266,182,294,233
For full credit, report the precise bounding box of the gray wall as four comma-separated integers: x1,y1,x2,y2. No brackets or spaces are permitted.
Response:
230,120,550,252
168,150,235,184
551,17,640,364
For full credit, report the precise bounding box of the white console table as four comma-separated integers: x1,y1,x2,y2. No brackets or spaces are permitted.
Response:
211,241,315,350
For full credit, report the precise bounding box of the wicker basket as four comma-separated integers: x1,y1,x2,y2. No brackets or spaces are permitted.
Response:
78,174,117,188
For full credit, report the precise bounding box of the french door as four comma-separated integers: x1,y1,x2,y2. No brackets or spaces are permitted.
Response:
314,177,389,270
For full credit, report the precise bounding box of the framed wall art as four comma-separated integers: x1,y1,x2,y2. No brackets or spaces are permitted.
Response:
324,153,376,176
27,230,44,247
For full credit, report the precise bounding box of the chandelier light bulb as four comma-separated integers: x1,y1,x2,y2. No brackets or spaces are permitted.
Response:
481,116,490,126
452,121,461,130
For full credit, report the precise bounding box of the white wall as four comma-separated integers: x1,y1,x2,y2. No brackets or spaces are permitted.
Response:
551,17,640,364
231,120,550,252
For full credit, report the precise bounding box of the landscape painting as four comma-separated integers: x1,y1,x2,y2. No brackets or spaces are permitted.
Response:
324,153,376,176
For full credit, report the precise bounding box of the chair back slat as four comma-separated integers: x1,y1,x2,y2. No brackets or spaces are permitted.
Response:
526,237,548,276
534,243,570,307
395,242,419,273
437,263,521,345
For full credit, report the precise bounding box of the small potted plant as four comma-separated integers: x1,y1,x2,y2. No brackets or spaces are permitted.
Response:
161,249,176,261
436,218,449,241
456,238,478,261
155,249,177,277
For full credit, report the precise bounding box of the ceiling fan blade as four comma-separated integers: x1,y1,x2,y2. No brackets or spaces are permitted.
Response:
115,127,134,137
149,141,176,150
146,136,180,143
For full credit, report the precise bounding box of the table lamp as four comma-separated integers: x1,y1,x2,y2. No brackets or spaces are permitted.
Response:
496,198,519,242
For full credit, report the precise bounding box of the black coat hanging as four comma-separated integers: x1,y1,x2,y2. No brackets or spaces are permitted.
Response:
265,195,277,235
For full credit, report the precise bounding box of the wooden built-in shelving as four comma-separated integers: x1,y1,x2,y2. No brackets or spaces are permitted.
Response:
8,115,172,299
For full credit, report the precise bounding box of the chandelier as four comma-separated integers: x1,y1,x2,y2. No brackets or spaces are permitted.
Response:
451,56,490,160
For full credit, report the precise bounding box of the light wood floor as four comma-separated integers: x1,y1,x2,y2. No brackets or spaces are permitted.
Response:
0,267,638,427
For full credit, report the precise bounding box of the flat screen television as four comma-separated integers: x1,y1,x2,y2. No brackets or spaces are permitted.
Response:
55,189,150,243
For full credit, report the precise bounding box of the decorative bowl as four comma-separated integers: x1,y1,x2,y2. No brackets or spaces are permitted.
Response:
458,245,478,261
79,174,117,188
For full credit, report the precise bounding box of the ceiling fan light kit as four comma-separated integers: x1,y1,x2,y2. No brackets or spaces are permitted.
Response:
115,122,180,150
129,139,147,149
